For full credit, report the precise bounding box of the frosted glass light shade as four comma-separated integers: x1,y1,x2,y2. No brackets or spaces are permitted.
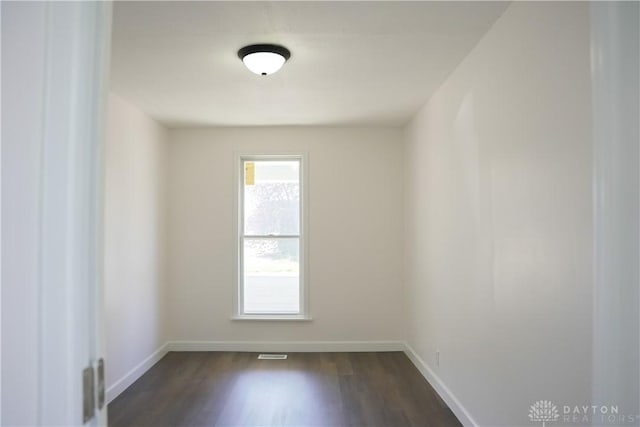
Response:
238,44,291,76
242,52,286,75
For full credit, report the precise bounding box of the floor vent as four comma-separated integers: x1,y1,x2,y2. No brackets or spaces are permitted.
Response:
258,354,288,360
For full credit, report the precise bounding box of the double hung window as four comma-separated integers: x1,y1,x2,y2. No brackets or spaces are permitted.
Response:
236,155,307,318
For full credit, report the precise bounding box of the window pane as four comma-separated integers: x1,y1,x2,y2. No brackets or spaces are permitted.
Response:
243,238,299,314
244,160,299,236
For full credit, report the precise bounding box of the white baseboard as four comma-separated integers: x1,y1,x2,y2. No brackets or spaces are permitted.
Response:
403,343,478,427
106,342,169,404
167,340,405,353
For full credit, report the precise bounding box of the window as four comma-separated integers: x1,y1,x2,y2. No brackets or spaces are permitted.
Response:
235,154,308,319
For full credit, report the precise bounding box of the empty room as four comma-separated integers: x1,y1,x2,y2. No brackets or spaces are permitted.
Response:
2,1,639,427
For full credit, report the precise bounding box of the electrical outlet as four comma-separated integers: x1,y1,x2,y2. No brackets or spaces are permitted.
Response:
436,350,440,367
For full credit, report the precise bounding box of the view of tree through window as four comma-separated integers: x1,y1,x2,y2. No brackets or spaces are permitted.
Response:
241,159,302,314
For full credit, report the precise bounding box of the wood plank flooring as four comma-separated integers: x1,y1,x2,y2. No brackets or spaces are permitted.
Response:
108,352,461,427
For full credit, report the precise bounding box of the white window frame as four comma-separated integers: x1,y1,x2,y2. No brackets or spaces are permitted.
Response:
232,152,310,321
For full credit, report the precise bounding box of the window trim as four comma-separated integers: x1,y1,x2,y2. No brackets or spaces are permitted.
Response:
233,152,310,320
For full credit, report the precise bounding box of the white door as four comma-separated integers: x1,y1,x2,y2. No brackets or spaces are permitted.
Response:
2,1,112,425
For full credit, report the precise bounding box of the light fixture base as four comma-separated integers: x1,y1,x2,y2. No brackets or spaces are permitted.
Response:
238,44,291,76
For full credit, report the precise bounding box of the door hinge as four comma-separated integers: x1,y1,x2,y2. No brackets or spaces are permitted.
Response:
82,366,95,423
82,358,105,423
96,358,105,410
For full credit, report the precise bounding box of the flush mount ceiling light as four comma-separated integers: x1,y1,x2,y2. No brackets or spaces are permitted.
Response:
238,44,291,76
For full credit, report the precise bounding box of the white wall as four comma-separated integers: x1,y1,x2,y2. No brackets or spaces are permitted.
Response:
1,3,49,423
105,93,168,396
403,3,593,426
167,127,404,343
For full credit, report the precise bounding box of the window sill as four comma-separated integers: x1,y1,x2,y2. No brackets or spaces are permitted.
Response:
231,314,313,322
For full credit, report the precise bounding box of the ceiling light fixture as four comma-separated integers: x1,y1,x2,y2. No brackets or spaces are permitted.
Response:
238,44,291,76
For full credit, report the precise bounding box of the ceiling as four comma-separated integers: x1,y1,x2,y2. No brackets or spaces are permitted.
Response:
111,1,508,127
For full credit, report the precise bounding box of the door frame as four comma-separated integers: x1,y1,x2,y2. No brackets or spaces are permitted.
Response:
39,2,112,424
590,0,639,415
2,1,112,425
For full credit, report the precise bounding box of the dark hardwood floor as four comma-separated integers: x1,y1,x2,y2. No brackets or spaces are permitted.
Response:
108,352,461,427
